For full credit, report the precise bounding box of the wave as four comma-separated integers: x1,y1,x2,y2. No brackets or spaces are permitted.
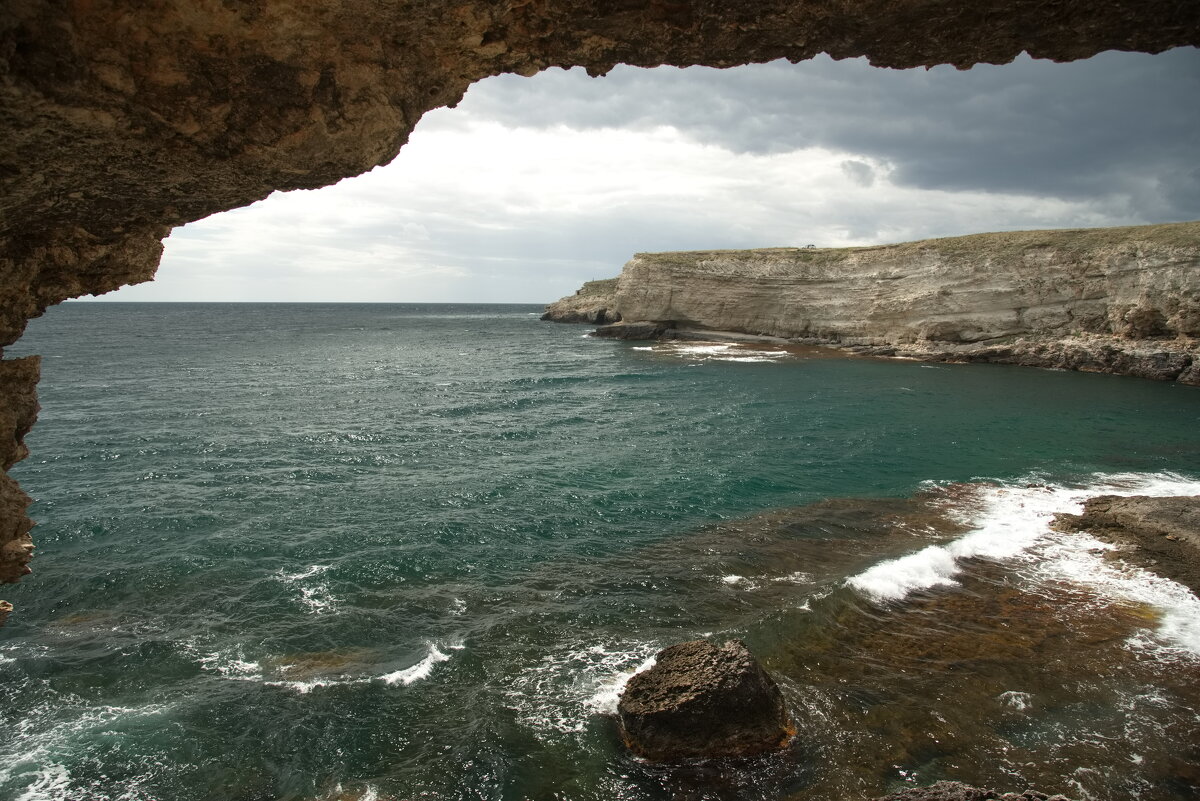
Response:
378,640,464,687
181,638,464,693
846,471,1200,654
634,341,791,363
505,640,660,738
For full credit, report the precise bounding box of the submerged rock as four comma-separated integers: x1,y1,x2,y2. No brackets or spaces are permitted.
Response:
593,321,669,340
873,781,1074,801
616,639,794,761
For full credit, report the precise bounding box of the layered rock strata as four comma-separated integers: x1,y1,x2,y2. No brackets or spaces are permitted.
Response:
1054,495,1200,595
1,3,1199,613
546,222,1200,383
616,639,794,761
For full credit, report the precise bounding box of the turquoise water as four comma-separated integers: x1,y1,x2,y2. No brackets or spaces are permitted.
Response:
2,303,1199,801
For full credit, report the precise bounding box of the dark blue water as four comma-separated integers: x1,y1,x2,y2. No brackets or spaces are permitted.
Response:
2,303,1199,801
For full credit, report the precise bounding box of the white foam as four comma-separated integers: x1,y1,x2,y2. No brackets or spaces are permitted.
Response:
12,764,71,801
773,571,813,585
721,574,760,590
322,785,380,801
846,471,1200,656
186,642,263,681
638,341,789,363
998,691,1033,711
275,565,339,615
297,583,338,615
1,702,172,799
277,564,331,582
379,640,463,686
505,640,660,738
263,677,370,694
1033,531,1200,655
586,654,658,716
848,544,959,600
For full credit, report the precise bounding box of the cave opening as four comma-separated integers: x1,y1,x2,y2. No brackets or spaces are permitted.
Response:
1,3,1199,794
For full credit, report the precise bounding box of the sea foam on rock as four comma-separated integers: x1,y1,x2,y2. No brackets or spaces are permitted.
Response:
1054,494,1200,595
616,639,794,761
872,781,1074,801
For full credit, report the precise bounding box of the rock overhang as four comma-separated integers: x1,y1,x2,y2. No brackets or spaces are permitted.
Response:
1,0,1199,609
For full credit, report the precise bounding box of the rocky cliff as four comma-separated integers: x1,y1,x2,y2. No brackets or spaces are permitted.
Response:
1,2,1199,615
540,278,622,324
551,221,1200,383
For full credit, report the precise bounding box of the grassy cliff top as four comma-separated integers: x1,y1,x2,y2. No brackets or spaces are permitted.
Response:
573,278,619,296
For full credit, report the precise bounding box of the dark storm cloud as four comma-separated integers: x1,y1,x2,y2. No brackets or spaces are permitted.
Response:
455,48,1200,220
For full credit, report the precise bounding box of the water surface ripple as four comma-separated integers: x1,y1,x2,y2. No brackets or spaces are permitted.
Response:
2,303,1199,800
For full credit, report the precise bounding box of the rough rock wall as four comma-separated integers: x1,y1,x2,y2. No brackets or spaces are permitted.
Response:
0,357,38,625
1,1,1199,612
611,222,1200,344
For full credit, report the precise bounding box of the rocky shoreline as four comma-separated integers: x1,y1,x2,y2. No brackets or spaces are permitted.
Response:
543,222,1200,385
591,322,1200,384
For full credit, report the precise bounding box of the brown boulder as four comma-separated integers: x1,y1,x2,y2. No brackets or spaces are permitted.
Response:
616,639,794,761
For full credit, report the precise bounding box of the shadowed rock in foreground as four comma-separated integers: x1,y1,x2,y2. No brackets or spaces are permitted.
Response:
617,639,794,762
1054,495,1200,595
873,781,1074,801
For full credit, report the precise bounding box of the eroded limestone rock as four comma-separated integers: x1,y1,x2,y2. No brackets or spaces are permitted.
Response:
617,639,794,761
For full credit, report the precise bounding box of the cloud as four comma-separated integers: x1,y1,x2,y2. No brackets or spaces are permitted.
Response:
91,48,1199,303
840,160,875,188
452,49,1200,217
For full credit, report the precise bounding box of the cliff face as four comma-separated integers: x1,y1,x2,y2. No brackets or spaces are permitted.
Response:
1,2,1199,615
578,222,1200,382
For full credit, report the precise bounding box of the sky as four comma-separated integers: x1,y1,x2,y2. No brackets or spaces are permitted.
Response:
94,47,1200,304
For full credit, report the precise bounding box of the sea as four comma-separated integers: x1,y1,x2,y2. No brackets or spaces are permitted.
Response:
2,302,1199,801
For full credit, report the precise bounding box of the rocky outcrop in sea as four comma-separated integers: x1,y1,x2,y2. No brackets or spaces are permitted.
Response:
543,222,1200,384
616,639,794,761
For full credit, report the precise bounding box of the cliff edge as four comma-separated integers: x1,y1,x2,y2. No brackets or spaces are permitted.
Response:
546,221,1200,384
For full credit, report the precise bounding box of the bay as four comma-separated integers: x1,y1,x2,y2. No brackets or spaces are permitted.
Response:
2,302,1199,801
